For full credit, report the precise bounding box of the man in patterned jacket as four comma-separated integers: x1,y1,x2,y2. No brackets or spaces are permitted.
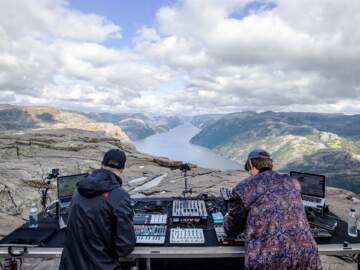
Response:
224,149,322,269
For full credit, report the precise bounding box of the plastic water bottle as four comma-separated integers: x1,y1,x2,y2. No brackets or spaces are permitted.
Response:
29,203,38,228
348,208,358,237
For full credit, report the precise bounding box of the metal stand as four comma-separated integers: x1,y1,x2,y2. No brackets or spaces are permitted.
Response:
180,164,192,198
40,169,59,210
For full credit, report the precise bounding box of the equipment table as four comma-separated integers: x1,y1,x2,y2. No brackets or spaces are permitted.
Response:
1,245,360,270
1,197,360,270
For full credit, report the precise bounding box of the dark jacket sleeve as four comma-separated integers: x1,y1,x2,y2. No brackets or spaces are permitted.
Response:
223,190,248,237
113,194,136,257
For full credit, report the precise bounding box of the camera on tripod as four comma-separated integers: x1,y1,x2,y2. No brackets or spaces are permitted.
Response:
179,163,192,197
40,168,59,210
47,168,59,180
179,163,191,173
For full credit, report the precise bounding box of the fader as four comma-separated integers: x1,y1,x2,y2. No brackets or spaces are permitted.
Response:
170,228,205,244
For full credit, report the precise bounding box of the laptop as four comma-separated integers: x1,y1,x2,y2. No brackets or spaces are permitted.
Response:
57,173,88,229
289,171,326,210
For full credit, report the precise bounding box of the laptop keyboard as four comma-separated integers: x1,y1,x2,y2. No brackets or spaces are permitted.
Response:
302,195,322,204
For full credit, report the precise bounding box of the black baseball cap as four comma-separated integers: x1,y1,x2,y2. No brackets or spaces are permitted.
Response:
102,149,126,169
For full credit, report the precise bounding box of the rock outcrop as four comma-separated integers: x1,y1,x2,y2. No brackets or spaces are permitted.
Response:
0,127,359,269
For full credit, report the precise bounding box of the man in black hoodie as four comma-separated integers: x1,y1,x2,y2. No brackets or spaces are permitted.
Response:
59,149,136,270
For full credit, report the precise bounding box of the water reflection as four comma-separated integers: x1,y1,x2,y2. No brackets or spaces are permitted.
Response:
133,123,241,171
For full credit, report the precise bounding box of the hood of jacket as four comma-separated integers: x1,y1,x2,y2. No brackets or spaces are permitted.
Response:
77,168,123,198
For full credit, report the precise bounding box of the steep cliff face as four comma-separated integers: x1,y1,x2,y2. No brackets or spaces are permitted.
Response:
190,111,360,193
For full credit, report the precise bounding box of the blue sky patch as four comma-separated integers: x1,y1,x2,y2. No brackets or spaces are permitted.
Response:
230,1,277,20
68,0,175,48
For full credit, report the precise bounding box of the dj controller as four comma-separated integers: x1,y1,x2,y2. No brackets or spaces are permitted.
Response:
132,190,338,246
134,225,167,244
133,197,215,245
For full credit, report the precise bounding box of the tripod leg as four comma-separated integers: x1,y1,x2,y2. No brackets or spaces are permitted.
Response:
146,258,151,270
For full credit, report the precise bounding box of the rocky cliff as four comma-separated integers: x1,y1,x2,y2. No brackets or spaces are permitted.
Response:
0,107,359,269
190,111,360,193
0,127,243,237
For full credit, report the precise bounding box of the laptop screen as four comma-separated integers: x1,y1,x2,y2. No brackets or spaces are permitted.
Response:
57,173,88,200
290,171,325,198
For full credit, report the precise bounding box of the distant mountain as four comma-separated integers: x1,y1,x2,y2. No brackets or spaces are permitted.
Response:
87,112,183,141
191,114,224,129
0,105,131,144
190,111,360,193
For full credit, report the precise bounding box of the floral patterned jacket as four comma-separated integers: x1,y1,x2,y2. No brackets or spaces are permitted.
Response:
224,169,322,270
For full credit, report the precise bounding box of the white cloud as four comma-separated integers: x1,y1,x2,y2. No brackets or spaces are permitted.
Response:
0,0,173,113
1,0,360,115
133,0,360,114
0,0,121,42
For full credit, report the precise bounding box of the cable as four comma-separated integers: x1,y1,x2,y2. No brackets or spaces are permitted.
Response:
332,254,358,263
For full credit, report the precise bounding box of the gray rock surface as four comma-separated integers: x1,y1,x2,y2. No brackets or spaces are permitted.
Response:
0,127,359,269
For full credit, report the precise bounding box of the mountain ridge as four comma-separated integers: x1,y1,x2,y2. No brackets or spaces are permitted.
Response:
86,112,183,140
190,111,360,193
0,105,132,145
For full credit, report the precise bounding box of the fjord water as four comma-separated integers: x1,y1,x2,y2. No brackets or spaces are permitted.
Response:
133,123,241,171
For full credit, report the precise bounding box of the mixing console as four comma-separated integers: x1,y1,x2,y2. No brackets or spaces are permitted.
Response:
172,200,208,217
134,225,167,244
131,196,336,247
134,213,168,225
170,228,205,244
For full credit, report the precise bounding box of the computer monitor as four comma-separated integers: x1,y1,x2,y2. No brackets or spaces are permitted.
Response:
289,171,325,198
57,173,88,200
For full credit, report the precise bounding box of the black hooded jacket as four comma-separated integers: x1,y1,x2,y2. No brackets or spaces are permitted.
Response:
59,169,136,270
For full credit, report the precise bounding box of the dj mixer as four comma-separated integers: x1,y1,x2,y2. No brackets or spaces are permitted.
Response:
172,200,208,217
131,193,336,246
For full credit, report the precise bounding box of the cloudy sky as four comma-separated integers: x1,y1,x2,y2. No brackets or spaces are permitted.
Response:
1,0,360,115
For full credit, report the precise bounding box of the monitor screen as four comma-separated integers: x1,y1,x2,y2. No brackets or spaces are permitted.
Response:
57,173,88,199
290,171,325,198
